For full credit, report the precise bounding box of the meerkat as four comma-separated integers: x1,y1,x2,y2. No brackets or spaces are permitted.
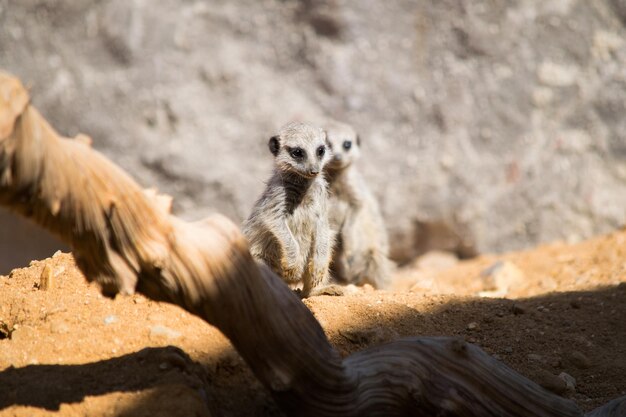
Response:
324,121,394,289
243,122,341,297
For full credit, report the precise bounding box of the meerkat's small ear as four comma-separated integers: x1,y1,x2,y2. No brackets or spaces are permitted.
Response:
356,134,362,146
268,136,280,156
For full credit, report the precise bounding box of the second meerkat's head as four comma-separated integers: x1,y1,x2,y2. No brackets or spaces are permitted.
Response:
268,122,331,178
324,121,361,170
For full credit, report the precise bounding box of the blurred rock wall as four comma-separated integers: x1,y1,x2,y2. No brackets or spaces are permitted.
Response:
1,0,626,272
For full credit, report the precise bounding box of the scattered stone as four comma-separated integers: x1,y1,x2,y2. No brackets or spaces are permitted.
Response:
49,321,70,334
410,250,459,271
512,304,526,315
504,346,513,354
340,284,361,296
150,324,182,340
39,265,53,291
339,327,398,345
407,275,436,293
361,284,375,293
467,322,478,330
104,315,118,325
535,370,568,395
549,357,562,368
559,372,577,392
527,353,544,362
478,260,526,297
570,351,591,369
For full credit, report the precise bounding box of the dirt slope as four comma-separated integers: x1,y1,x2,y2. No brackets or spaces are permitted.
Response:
1,229,625,416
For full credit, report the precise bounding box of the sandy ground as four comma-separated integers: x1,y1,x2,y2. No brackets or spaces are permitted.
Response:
1,230,625,416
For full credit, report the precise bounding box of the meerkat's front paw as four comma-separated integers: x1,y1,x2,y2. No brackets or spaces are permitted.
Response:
281,258,304,283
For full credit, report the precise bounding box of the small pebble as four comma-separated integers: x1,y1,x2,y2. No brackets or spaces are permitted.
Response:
527,353,543,362
467,322,478,330
49,321,69,334
549,357,562,368
536,370,568,395
150,325,182,340
339,327,398,345
104,315,117,325
559,372,576,392
570,351,591,369
39,265,53,291
512,304,526,315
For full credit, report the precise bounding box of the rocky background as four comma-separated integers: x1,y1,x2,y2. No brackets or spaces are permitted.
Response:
1,0,626,273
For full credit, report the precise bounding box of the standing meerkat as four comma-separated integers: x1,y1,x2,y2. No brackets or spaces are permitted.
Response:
243,122,341,297
324,121,394,289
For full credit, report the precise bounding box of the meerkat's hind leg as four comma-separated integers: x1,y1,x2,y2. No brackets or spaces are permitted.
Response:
305,284,345,297
300,254,345,298
329,234,351,284
359,249,394,290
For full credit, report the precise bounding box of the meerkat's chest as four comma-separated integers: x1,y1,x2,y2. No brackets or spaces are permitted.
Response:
328,197,350,228
285,184,325,236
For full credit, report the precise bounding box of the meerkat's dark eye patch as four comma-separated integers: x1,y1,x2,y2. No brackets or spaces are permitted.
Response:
288,147,305,160
317,145,326,158
343,140,352,150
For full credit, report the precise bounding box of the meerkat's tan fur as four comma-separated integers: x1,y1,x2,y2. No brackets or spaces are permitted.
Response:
243,122,340,297
324,121,393,289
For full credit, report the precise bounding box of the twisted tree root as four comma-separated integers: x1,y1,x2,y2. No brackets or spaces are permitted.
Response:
1,71,620,416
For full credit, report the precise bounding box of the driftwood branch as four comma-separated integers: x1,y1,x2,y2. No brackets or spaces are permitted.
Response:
0,71,618,416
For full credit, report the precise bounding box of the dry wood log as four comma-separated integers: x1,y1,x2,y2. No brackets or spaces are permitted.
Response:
585,396,626,417
0,71,617,416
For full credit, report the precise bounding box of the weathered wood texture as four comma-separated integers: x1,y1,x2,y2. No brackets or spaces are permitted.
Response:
0,71,619,416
